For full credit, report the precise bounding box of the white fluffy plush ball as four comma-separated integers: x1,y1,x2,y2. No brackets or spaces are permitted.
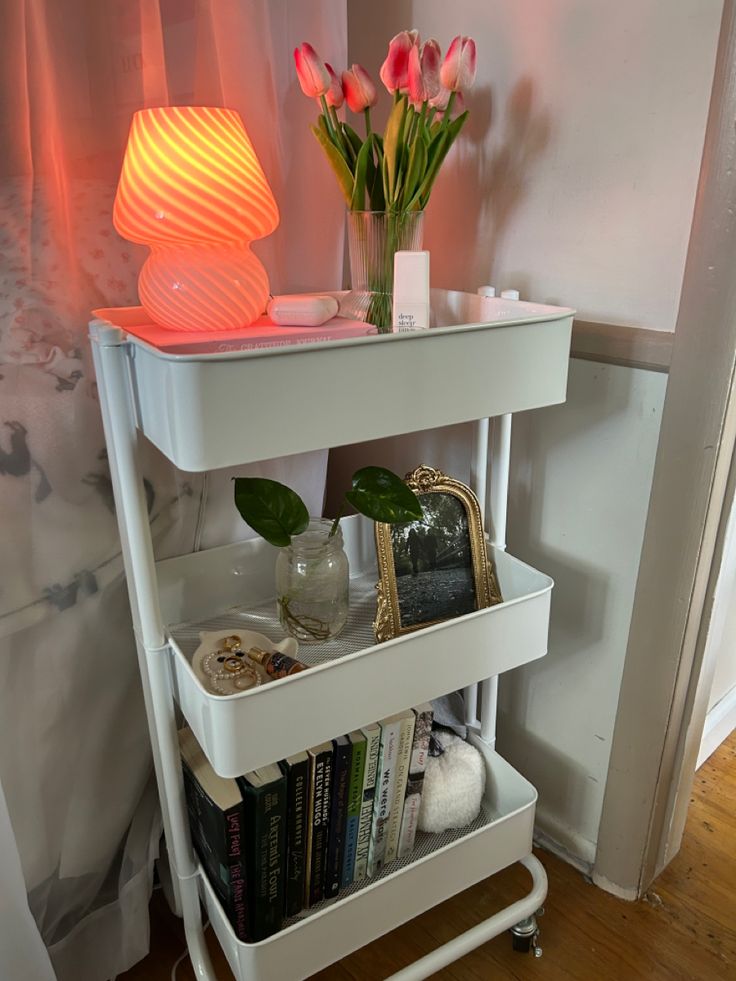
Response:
418,733,486,833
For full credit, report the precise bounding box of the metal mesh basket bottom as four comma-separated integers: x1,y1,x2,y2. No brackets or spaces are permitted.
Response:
281,802,499,932
169,571,381,668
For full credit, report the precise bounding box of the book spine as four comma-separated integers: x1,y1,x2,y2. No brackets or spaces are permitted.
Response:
284,758,309,917
263,781,286,938
303,757,317,908
367,720,401,876
353,726,380,882
243,779,286,941
383,714,416,864
341,736,367,888
307,749,333,907
398,706,434,859
225,807,248,942
324,739,352,898
181,760,248,941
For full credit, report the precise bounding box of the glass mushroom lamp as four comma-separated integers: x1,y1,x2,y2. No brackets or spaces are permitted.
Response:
113,106,279,332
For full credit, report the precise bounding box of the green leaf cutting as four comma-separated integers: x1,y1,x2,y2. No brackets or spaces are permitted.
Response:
233,477,309,548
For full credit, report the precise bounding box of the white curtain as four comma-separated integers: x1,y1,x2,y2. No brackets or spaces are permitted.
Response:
0,2,347,978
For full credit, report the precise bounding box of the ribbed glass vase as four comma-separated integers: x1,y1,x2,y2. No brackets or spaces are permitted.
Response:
340,210,425,332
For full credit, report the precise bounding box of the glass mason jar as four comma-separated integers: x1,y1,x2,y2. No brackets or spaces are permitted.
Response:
275,519,349,643
340,210,425,332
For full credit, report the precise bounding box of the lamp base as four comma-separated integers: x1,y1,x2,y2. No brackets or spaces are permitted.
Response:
139,243,269,332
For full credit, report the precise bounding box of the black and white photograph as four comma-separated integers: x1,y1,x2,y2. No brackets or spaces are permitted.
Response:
373,466,500,642
390,492,477,628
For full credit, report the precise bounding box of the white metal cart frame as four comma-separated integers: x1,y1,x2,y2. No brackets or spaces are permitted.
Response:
90,289,573,980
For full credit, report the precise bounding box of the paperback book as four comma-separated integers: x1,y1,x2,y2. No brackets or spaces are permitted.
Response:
237,764,287,941
177,727,248,941
324,735,352,899
341,730,367,888
354,723,381,882
304,741,334,907
367,711,413,876
383,710,417,864
280,750,310,917
398,704,434,859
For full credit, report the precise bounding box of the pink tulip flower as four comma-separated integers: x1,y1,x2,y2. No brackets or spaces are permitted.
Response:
408,39,443,106
325,63,344,108
341,64,378,113
420,40,442,101
379,30,419,93
429,86,451,111
407,45,427,105
439,35,477,92
294,42,331,99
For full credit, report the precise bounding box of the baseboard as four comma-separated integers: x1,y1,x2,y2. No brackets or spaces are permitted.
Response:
532,809,644,901
590,871,639,902
697,684,736,768
532,804,595,877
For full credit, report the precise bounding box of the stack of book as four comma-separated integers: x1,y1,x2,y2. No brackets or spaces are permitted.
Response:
178,703,434,942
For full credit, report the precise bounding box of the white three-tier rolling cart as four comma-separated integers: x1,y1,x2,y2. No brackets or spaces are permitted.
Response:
90,288,573,980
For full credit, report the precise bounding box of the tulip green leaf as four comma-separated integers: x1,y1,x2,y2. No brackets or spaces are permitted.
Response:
410,111,469,209
367,154,385,210
383,97,407,204
401,136,427,210
311,125,354,205
381,151,391,207
342,122,363,158
351,133,375,211
233,477,309,548
345,467,424,524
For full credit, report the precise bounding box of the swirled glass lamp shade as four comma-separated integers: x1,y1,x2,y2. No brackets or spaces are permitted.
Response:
113,106,279,331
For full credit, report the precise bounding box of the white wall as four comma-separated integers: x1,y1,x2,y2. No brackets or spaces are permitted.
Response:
348,0,722,330
500,362,666,862
327,363,667,864
337,0,722,864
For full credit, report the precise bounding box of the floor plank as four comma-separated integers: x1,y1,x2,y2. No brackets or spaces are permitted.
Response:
119,733,736,981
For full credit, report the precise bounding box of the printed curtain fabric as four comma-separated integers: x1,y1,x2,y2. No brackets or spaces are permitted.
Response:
0,2,347,978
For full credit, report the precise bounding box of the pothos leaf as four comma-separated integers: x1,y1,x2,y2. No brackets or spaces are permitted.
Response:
233,477,309,548
345,467,424,524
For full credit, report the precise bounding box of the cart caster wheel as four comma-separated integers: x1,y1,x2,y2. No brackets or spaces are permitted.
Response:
512,933,533,953
510,914,541,956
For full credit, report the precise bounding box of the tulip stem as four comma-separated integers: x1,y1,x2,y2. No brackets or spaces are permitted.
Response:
320,95,339,145
442,91,457,127
329,105,353,163
364,107,372,138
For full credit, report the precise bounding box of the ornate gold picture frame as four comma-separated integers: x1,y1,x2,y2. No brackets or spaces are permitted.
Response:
373,465,503,642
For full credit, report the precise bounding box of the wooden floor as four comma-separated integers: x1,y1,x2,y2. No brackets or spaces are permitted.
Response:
120,733,736,981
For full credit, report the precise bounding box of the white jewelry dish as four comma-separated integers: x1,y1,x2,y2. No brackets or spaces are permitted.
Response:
191,627,299,697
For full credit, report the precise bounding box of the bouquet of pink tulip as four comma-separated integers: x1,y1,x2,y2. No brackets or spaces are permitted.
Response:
294,30,477,212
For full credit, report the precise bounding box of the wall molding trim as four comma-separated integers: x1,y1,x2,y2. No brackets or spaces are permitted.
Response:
572,321,674,373
594,0,736,896
697,684,736,768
